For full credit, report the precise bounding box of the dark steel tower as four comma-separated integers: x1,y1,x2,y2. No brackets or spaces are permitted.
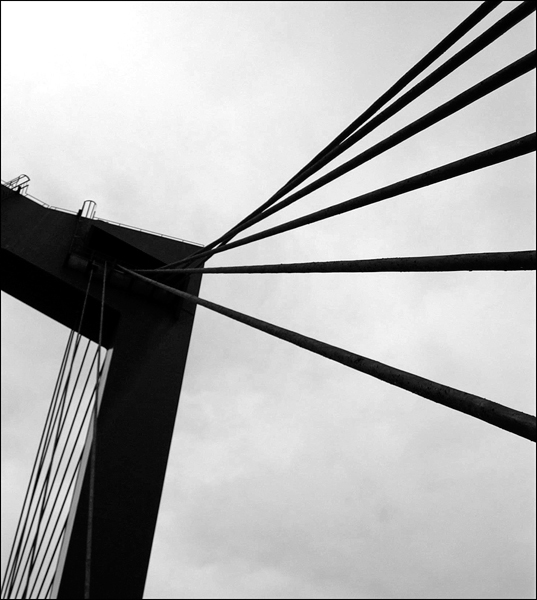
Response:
1,184,203,598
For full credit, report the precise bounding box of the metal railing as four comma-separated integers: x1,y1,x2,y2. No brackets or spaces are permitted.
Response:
1,178,204,247
3,174,30,195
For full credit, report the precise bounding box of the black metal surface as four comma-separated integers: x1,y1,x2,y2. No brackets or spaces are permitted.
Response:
1,186,203,598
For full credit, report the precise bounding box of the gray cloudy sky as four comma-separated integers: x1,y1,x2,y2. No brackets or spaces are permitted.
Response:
1,1,536,598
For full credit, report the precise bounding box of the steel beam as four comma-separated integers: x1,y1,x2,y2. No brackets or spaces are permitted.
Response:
1,184,203,598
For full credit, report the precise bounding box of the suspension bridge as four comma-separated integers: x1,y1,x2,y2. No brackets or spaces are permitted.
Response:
1,2,535,598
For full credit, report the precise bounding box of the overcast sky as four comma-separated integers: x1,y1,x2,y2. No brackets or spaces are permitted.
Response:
1,1,536,598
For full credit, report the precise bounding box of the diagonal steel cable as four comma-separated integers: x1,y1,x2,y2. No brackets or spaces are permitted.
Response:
152,133,536,263
135,251,537,275
3,331,79,600
119,266,536,443
4,269,95,599
1,330,74,599
167,0,535,269
28,358,105,600
24,349,102,599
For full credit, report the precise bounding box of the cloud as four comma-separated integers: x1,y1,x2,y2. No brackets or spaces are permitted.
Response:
2,1,535,598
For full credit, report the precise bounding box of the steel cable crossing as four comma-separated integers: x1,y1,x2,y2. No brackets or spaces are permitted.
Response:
169,0,507,263
270,1,503,204
0,330,75,600
121,2,536,443
30,362,107,600
26,351,104,600
13,339,95,600
1,268,106,600
29,351,107,600
4,336,89,600
3,319,90,599
208,2,536,250
155,0,536,270
141,132,534,266
157,48,537,268
5,2,535,597
4,3,535,596
199,49,535,257
14,334,93,598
